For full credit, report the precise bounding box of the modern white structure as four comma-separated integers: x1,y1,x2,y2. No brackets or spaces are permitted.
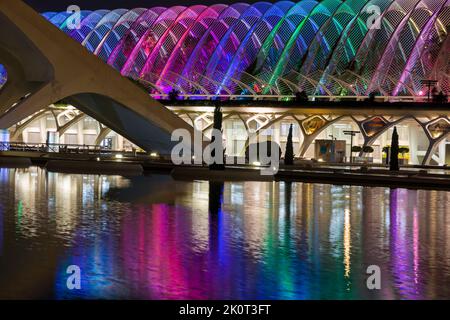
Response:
169,104,450,166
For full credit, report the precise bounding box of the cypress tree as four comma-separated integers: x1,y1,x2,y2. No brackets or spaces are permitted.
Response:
284,124,294,165
209,105,225,170
389,126,400,171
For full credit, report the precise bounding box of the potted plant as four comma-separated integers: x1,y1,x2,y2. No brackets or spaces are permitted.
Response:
382,146,390,165
351,146,362,163
398,146,410,165
362,145,374,163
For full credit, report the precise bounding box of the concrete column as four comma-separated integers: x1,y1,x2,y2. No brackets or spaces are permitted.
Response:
409,124,418,165
273,122,281,156
40,117,46,143
118,134,124,150
438,140,446,166
77,121,83,145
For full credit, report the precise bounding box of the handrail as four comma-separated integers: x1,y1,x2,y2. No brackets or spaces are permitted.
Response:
150,93,433,103
0,141,140,155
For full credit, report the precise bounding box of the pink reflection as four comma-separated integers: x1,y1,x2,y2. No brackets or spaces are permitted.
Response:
389,189,421,299
121,204,207,299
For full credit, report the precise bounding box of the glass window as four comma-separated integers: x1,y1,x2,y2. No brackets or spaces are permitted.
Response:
281,122,298,137
46,116,56,129
83,117,98,130
27,132,42,144
64,133,78,145
83,134,96,145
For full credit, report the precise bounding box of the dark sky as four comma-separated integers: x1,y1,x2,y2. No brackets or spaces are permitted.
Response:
24,0,262,12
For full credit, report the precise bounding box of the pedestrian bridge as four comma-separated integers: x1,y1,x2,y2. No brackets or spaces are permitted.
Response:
0,0,197,155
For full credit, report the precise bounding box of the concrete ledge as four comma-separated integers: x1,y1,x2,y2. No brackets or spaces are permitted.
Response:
46,160,144,175
276,169,450,190
0,156,32,168
173,165,450,190
171,166,274,182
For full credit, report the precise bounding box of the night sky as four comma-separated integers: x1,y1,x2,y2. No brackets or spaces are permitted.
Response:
24,0,262,12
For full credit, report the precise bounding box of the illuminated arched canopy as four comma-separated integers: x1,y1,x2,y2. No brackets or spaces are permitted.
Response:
42,0,450,97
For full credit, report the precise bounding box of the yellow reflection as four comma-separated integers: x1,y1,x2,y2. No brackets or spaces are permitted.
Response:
242,182,269,257
344,208,351,278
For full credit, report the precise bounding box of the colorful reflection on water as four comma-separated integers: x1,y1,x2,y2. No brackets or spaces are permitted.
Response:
0,167,450,299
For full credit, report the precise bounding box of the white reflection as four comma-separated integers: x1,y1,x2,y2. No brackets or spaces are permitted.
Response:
190,181,210,253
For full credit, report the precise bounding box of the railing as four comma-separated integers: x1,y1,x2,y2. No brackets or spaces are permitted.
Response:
0,141,140,157
150,94,429,103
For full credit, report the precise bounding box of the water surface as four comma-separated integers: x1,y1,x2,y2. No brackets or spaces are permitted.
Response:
0,167,449,299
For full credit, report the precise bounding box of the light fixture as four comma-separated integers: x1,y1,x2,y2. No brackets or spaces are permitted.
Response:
115,154,123,159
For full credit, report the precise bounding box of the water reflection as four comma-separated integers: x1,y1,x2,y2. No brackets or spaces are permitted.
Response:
0,167,449,299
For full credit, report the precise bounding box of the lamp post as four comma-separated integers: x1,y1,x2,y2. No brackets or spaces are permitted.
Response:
343,130,360,163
